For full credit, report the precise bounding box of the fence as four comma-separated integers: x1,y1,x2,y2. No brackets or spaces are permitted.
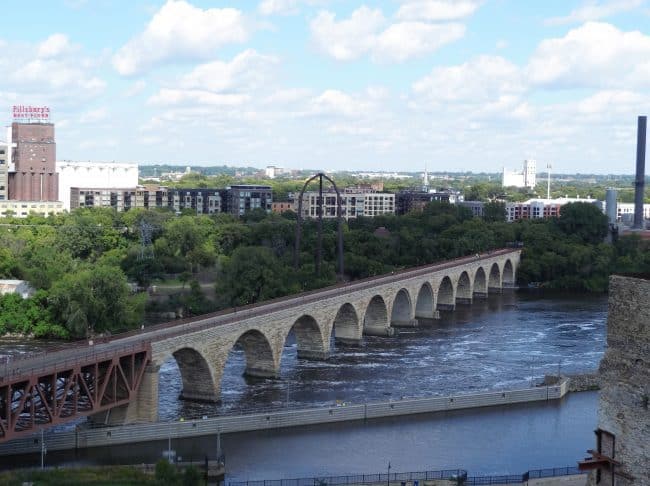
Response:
229,467,583,486
229,469,466,486
467,466,582,485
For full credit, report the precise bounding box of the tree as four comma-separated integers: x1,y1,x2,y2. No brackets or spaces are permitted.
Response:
215,246,291,306
483,201,506,222
49,265,145,337
0,291,67,338
557,202,608,244
19,244,75,290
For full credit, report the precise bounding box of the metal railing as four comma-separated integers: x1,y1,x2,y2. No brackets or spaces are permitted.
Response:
526,466,581,479
467,466,583,485
0,342,151,381
229,466,582,486
229,469,466,486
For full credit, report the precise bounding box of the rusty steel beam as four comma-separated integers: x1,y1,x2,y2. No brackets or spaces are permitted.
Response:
0,345,150,443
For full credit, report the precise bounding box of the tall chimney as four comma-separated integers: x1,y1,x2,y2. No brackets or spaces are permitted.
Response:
633,115,647,229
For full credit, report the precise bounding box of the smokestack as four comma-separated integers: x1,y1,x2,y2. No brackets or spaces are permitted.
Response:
634,115,647,229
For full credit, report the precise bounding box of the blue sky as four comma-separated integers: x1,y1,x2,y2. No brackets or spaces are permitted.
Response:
2,0,650,174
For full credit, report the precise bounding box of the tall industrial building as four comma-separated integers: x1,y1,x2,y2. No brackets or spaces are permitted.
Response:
502,159,536,189
7,121,58,201
57,161,139,211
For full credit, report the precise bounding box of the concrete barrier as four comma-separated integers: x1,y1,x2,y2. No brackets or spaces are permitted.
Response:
0,381,570,457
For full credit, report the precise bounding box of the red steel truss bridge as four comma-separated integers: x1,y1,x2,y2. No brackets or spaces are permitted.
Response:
0,343,151,443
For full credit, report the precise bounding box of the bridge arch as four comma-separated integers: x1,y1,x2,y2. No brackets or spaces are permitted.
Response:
473,267,487,298
415,282,434,319
332,303,362,345
229,329,278,379
437,276,455,310
363,295,392,336
285,314,328,360
456,271,472,304
502,259,514,287
170,347,219,403
488,262,501,292
390,288,413,327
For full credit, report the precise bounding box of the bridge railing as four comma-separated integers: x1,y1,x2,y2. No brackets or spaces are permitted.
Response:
0,342,151,381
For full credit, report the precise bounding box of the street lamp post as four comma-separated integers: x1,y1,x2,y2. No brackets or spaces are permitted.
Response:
40,429,46,469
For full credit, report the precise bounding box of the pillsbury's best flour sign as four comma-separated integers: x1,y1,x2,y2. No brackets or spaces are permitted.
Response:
12,105,50,122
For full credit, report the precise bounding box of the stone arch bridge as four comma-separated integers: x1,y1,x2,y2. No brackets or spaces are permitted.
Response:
0,249,520,439
117,248,519,423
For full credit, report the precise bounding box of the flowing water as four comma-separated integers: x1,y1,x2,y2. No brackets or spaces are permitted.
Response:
0,290,607,479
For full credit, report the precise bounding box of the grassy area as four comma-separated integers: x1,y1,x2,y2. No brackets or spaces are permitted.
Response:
0,466,155,486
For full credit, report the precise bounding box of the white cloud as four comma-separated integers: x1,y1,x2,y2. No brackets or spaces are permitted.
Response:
396,0,481,21
258,0,328,15
309,89,373,117
0,35,106,104
147,49,277,110
374,21,465,62
413,55,523,104
310,6,386,61
11,59,106,95
124,80,147,97
113,1,250,76
179,49,278,92
259,0,299,15
263,88,312,104
147,89,250,107
310,6,465,62
79,107,108,123
546,0,645,25
37,33,77,58
526,21,650,89
576,89,648,115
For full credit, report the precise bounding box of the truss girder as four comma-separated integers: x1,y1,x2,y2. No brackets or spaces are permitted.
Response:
0,347,150,443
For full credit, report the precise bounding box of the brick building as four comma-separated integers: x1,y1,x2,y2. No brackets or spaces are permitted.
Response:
7,122,58,201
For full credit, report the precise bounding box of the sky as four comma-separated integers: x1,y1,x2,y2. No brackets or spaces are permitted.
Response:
1,0,650,174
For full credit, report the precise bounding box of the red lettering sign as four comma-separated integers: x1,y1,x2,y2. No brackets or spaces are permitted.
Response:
12,105,51,121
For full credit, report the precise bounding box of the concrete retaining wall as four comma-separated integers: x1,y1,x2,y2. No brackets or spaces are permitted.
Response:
0,382,567,457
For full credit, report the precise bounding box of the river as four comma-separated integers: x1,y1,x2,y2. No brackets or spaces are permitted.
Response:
0,290,607,479
157,290,606,420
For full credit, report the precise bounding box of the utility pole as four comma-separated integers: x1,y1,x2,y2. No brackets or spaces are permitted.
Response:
40,429,46,469
167,421,172,463
547,162,552,200
387,461,391,486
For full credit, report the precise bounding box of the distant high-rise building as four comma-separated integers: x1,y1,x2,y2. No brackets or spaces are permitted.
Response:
7,120,58,201
502,159,536,189
224,185,273,216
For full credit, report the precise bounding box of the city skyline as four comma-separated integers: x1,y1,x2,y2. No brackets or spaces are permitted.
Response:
1,0,650,173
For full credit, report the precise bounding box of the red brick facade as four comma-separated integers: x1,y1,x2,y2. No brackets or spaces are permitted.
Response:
8,122,58,201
